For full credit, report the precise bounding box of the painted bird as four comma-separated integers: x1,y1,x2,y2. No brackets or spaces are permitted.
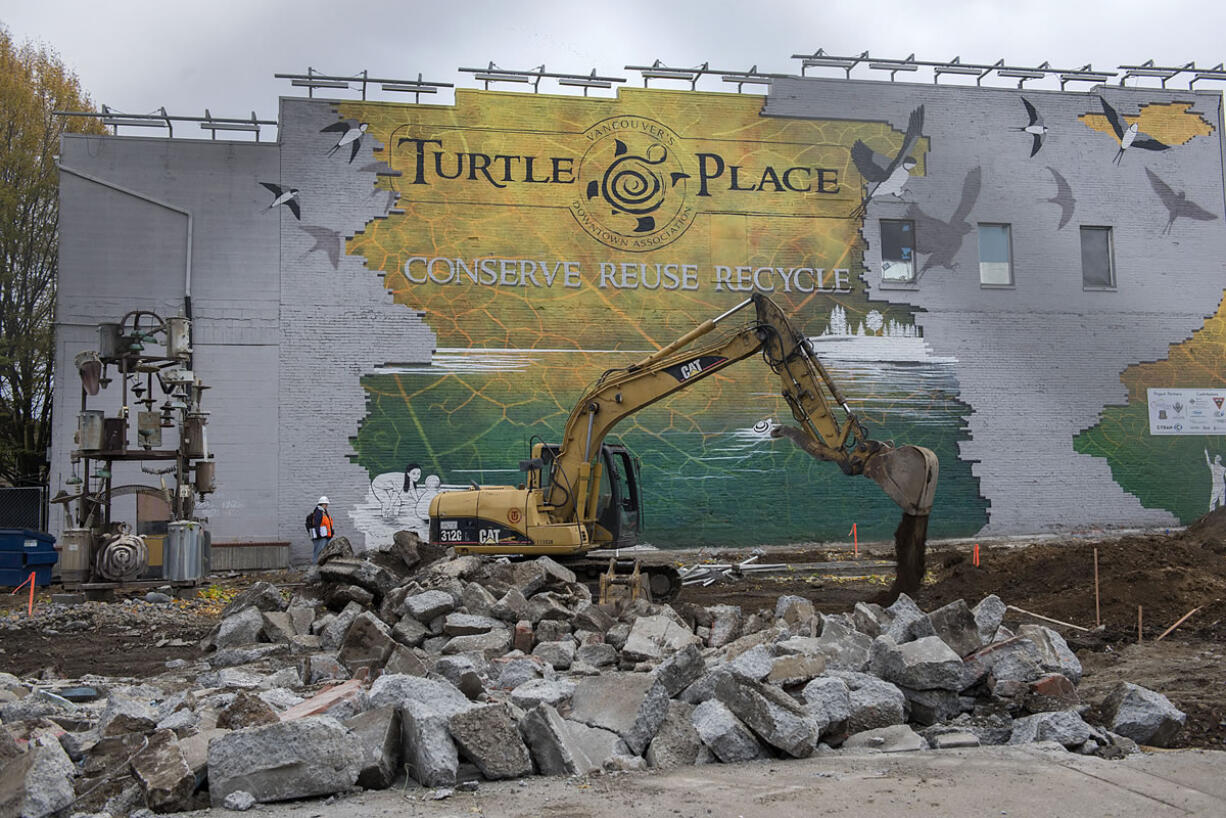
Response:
905,166,982,274
260,182,300,219
1145,168,1218,234
321,119,369,163
1016,97,1048,157
299,224,342,269
1043,166,1076,230
850,105,925,216
1099,97,1170,165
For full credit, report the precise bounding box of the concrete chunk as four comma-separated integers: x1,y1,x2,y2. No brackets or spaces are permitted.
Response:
707,605,743,648
714,674,818,758
654,643,706,696
0,733,75,818
883,594,936,643
1102,682,1186,747
869,635,965,691
511,679,577,710
645,700,704,768
801,676,852,737
621,615,701,663
1017,625,1083,684
207,716,362,804
1009,710,1093,748
843,724,926,753
131,728,195,813
570,673,669,755
403,590,456,623
337,611,397,673
831,670,907,734
972,594,1006,644
344,706,401,790
442,629,512,660
448,704,533,780
215,606,265,650
927,599,983,658
518,704,619,776
690,699,763,763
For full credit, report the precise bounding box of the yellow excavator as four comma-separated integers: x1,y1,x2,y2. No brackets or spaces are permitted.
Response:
428,293,939,602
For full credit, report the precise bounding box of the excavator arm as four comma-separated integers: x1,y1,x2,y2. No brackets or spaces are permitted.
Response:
544,292,938,598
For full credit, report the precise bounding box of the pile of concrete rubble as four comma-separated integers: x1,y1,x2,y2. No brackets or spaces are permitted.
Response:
0,534,1188,816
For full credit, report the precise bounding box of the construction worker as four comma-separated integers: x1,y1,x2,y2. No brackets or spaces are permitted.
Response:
309,496,334,561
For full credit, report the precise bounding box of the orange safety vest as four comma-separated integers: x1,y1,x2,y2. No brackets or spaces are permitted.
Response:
317,508,334,539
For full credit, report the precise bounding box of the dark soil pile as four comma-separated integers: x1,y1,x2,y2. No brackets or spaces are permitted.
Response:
922,511,1226,639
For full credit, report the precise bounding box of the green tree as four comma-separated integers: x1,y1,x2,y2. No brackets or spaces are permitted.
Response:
0,26,103,486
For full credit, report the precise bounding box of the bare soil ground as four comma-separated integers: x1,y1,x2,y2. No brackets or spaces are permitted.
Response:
3,517,1224,748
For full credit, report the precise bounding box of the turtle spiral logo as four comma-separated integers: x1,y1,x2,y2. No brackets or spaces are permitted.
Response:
571,116,694,251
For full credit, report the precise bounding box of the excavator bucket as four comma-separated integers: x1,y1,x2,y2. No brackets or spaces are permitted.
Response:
863,444,939,517
864,444,939,601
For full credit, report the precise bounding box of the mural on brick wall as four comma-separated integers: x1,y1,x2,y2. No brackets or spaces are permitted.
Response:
1076,296,1226,522
313,88,990,548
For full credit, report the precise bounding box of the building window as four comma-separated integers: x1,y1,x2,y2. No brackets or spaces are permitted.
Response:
977,223,1013,286
1081,226,1115,288
880,220,915,283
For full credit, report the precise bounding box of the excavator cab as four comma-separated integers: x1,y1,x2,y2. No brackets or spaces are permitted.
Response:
535,442,642,548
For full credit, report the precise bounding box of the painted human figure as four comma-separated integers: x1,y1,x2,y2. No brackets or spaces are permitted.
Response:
1206,449,1226,511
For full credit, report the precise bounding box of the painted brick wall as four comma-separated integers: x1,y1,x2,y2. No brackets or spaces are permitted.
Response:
766,77,1226,533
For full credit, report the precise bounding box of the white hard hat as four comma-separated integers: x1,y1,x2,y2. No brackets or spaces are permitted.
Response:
318,496,329,505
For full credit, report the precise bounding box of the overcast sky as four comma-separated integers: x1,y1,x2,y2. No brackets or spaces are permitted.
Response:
4,0,1226,127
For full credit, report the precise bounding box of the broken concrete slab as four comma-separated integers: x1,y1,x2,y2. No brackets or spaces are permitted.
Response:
215,606,265,650
207,716,362,804
391,616,429,648
576,642,617,669
443,613,505,636
810,617,872,672
518,703,619,776
766,654,827,687
964,636,1045,689
318,558,397,600
260,610,297,643
1102,682,1186,747
714,674,819,758
384,644,429,677
801,676,852,737
654,643,706,697
511,679,577,710
130,728,195,813
570,673,669,756
883,594,936,644
869,635,965,691
621,615,702,663
851,602,890,638
368,674,472,714
927,599,983,658
217,689,280,730
525,592,573,624
1017,624,1083,684
448,704,533,780
337,611,397,674
344,706,402,790
0,733,76,818
441,629,512,660
707,605,743,648
898,687,971,727
220,581,287,618
644,700,706,769
727,644,775,681
99,692,159,736
690,699,763,763
830,670,907,734
490,588,529,623
972,594,1006,645
842,724,926,753
403,590,456,623
532,640,576,670
573,603,617,635
319,601,364,651
1009,710,1093,748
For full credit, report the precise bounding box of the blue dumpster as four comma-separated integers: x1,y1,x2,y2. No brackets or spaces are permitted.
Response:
0,529,58,587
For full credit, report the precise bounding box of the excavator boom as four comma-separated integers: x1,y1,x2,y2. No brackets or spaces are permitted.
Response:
430,293,939,600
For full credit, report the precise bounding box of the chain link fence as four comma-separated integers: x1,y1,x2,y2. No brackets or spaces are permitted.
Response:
0,487,47,531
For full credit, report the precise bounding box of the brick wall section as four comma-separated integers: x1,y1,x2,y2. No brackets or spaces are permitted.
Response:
764,77,1226,533
276,99,435,562
54,135,282,544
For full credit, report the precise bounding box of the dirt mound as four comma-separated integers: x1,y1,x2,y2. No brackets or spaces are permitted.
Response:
922,529,1226,638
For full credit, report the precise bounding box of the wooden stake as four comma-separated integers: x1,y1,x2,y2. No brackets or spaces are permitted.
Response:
1093,547,1101,628
1156,606,1202,642
1006,604,1090,632
1138,605,1143,643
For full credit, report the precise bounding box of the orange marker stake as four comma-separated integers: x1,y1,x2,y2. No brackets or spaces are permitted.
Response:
10,571,35,616
972,543,980,567
849,523,858,558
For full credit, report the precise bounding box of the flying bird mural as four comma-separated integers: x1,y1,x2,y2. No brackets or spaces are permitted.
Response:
850,105,925,216
1016,97,1048,157
260,182,300,220
299,224,343,269
1099,97,1170,165
1043,167,1076,230
905,166,982,274
321,119,369,163
1145,168,1218,234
